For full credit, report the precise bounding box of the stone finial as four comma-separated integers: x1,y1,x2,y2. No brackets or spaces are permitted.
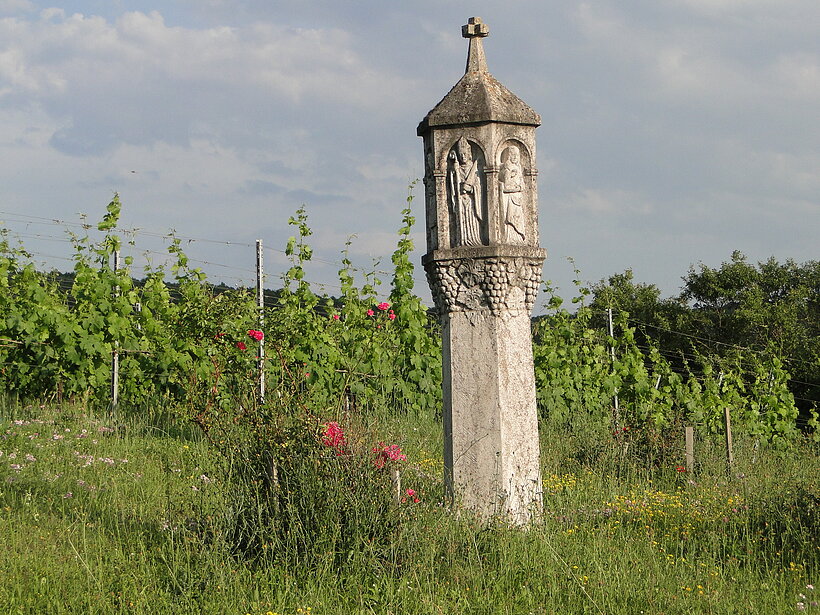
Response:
417,15,540,133
463,17,489,74
462,16,489,38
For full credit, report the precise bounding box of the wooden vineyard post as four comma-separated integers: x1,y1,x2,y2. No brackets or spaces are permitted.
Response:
685,426,695,473
724,407,734,476
391,468,401,505
256,239,265,405
608,307,621,428
110,249,120,409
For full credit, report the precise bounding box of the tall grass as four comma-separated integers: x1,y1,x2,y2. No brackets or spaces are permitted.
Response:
0,398,817,614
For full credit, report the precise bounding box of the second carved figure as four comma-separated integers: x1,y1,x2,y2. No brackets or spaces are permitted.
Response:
499,144,526,244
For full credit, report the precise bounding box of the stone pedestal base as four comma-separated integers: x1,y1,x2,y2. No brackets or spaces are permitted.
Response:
442,308,542,524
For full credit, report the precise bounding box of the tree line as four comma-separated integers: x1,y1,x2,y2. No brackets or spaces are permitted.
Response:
585,251,819,414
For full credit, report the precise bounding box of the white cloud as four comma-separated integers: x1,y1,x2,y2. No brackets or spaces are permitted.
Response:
0,9,417,155
39,7,62,20
654,45,748,99
0,0,33,14
574,1,820,100
565,189,654,215
770,53,820,101
673,0,819,19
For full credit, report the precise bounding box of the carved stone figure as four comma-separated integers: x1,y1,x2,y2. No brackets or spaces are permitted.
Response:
447,137,483,247
499,145,526,244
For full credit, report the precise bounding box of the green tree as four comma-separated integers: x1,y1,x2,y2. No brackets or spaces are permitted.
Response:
590,252,819,415
589,268,688,355
681,251,819,412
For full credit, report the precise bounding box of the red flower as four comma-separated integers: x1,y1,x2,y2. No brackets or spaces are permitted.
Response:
402,488,421,504
676,465,687,473
247,329,264,341
322,421,347,454
236,341,247,350
332,314,340,320
377,302,390,311
372,443,406,468
366,309,374,316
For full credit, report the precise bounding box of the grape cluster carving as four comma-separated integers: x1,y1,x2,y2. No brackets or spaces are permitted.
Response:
426,256,542,315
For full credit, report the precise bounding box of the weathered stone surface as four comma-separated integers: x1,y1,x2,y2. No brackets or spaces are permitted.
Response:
417,18,540,134
423,248,545,315
420,123,542,253
419,17,545,523
443,308,542,524
417,72,541,132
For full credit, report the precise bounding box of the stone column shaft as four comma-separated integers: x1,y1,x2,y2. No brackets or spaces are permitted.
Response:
443,309,541,521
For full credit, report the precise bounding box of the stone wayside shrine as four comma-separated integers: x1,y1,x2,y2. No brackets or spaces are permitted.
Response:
418,17,546,523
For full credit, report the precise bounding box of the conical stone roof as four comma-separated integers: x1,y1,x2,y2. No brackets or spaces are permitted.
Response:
417,17,540,135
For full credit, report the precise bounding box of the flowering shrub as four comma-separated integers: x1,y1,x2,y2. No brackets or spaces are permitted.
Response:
0,191,446,573
212,402,429,568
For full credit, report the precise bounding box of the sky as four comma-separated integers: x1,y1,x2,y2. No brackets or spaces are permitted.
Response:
1,0,818,311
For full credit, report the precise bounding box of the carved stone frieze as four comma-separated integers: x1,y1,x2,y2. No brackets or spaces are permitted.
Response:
425,254,543,315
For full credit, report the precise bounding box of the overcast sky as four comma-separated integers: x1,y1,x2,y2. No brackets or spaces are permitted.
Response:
1,0,818,310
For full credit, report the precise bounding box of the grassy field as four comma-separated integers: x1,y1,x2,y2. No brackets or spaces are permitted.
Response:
0,400,817,614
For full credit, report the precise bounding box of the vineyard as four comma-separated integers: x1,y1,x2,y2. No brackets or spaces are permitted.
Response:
1,195,816,444
1,195,818,613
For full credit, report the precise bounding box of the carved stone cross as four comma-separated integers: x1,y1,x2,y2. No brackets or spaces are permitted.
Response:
462,16,489,38
462,17,489,74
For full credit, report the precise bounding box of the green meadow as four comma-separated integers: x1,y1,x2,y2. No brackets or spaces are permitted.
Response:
1,399,816,615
